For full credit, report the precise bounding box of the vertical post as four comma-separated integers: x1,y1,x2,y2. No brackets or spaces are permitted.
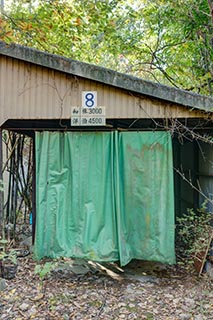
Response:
32,132,36,244
173,138,181,218
0,128,4,238
193,140,199,209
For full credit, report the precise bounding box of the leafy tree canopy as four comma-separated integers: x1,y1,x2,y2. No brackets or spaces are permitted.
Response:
1,0,213,95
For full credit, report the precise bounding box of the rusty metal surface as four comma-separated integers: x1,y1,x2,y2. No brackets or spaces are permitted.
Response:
0,56,206,126
1,41,213,112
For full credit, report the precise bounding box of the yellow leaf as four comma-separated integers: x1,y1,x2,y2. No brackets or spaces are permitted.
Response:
30,293,44,301
10,288,16,294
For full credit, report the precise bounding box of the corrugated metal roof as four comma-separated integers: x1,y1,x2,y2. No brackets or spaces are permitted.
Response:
0,41,213,112
0,56,206,126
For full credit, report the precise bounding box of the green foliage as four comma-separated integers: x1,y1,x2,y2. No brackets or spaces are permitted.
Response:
176,203,212,267
0,249,17,264
1,0,213,95
34,261,57,280
0,238,17,265
0,238,7,251
0,179,3,192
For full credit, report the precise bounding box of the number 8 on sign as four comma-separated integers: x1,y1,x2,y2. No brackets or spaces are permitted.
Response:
82,91,97,108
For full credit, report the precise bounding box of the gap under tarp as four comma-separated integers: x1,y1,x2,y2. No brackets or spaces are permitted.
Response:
34,131,175,266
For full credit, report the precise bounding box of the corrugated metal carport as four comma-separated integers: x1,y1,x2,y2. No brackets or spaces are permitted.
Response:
0,42,213,265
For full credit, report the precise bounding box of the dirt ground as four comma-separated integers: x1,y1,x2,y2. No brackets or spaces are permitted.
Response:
0,256,213,320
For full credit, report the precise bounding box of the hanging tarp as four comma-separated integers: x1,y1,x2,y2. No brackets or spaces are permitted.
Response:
34,132,119,261
116,132,175,265
34,131,175,265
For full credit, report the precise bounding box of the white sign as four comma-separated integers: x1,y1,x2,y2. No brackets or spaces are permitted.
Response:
81,107,105,116
82,91,97,108
81,117,106,126
71,92,105,126
71,117,106,126
71,117,81,126
71,106,105,116
71,107,81,116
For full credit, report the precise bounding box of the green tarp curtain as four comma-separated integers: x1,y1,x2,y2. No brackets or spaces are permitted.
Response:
34,131,175,266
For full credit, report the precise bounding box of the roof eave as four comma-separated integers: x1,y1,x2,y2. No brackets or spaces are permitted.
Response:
0,41,213,112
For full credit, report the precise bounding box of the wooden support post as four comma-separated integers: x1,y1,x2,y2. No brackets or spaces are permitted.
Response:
0,129,4,238
32,132,36,244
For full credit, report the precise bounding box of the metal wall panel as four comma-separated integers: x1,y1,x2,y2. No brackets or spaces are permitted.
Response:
0,56,6,123
198,141,213,212
0,56,205,126
173,139,198,217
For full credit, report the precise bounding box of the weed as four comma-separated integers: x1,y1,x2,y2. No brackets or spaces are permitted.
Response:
34,261,57,281
176,202,212,269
